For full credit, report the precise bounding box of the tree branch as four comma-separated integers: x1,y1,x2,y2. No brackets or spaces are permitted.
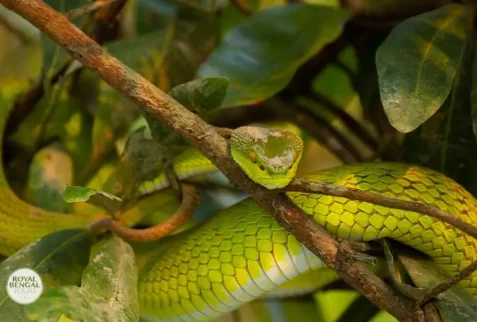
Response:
416,259,477,307
0,0,423,320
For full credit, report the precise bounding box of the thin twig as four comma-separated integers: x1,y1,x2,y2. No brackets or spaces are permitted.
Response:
294,101,364,163
65,0,117,19
284,179,477,241
1,1,421,320
34,76,68,150
416,259,477,306
305,90,378,151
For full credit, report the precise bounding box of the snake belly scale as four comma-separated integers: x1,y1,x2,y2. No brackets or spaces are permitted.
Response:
1,82,477,321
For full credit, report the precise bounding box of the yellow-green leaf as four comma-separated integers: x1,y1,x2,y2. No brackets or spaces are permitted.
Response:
198,4,351,106
376,4,471,133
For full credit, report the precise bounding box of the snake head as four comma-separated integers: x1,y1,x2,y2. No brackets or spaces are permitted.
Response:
230,126,304,189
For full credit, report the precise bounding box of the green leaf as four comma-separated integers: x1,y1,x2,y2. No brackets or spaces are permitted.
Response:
0,230,92,321
25,236,138,322
401,21,477,196
396,245,477,322
62,186,123,214
142,77,230,154
168,77,230,116
376,4,471,133
71,163,118,216
198,4,351,106
25,143,74,212
81,236,138,321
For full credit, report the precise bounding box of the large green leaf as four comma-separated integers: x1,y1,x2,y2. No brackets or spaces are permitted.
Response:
376,4,471,133
198,4,351,106
25,236,138,322
401,23,477,195
0,230,92,321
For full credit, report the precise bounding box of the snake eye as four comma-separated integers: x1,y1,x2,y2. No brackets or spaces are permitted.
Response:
259,165,265,171
249,152,256,163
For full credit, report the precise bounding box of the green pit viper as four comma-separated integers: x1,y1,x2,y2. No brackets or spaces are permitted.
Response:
1,83,477,322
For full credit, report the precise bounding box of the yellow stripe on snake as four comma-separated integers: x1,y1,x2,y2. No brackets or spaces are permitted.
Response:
2,81,477,321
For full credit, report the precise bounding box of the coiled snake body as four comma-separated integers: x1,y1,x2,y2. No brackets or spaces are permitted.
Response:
1,83,477,321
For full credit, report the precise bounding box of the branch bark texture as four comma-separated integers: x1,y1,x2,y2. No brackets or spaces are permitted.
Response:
0,0,422,320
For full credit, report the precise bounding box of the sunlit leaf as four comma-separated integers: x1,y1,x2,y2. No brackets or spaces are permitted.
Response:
25,236,138,322
25,143,74,212
0,230,92,321
63,186,122,214
198,4,350,106
376,4,471,133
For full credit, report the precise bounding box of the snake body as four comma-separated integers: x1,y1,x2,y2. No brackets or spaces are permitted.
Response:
1,82,477,321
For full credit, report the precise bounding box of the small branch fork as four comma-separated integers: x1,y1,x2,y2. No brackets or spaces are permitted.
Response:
0,0,470,320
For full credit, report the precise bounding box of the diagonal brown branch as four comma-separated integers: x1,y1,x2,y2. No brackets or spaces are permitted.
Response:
0,0,423,320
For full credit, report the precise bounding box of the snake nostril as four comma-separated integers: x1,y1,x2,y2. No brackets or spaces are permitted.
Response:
259,165,265,171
